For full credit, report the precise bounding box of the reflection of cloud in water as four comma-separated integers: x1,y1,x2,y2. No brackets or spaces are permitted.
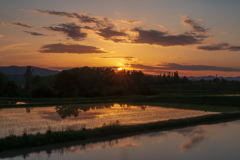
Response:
39,111,101,121
176,125,210,153
119,142,140,147
175,126,206,137
180,135,205,150
176,126,207,152
62,140,119,154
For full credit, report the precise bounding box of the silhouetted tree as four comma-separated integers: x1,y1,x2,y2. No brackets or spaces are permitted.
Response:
24,66,33,90
173,71,180,82
0,71,18,97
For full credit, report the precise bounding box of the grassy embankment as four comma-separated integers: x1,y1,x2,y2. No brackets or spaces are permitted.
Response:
1,94,240,108
1,112,240,151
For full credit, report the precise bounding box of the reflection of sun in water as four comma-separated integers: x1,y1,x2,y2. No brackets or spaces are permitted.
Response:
118,67,123,71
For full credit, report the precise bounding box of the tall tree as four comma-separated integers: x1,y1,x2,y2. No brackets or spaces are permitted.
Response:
24,66,33,90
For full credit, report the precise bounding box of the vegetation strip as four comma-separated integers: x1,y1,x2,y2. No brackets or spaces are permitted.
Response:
1,112,240,151
1,94,240,108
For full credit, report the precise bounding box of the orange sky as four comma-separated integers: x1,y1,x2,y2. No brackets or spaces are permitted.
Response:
1,0,240,77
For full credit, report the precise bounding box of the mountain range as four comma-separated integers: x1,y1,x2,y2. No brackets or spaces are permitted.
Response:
0,66,59,76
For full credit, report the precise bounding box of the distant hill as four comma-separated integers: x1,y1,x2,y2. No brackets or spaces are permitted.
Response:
0,66,59,76
188,76,240,81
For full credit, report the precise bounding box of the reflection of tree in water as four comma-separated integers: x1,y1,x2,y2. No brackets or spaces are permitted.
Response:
55,106,80,119
55,103,115,119
21,103,147,119
54,103,147,119
141,105,147,110
26,107,33,113
55,103,148,119
21,154,29,159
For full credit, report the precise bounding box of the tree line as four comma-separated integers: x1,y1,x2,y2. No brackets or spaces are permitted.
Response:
2,66,238,98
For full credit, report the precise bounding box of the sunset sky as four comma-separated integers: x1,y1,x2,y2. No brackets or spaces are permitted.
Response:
1,0,240,76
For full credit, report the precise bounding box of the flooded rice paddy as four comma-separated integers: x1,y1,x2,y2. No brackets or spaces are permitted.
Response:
1,119,239,160
0,103,217,138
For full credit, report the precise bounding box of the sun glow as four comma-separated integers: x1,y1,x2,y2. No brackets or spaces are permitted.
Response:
118,67,123,71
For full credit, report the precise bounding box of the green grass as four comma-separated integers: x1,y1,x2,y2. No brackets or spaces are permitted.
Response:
1,112,240,151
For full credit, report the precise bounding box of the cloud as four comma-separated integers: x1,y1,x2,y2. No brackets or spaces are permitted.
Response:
127,64,170,74
34,9,98,24
129,64,160,70
228,46,240,51
44,23,87,41
128,63,240,74
157,63,240,72
12,22,32,28
24,31,46,36
34,9,116,29
131,28,204,46
100,56,135,61
197,43,240,51
24,9,240,50
96,27,128,42
39,43,107,54
182,18,209,33
121,20,142,24
0,21,32,28
83,26,93,30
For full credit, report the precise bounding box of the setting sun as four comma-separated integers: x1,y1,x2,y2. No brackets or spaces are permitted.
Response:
118,67,123,71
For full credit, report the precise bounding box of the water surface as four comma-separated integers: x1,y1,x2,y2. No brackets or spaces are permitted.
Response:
0,103,215,137
1,120,240,160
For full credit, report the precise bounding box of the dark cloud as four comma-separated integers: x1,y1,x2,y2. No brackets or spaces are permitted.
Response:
35,9,114,27
39,43,107,54
182,18,209,33
132,28,204,46
44,23,87,41
228,46,240,51
12,22,32,28
74,13,98,24
83,26,93,30
128,63,240,73
128,64,170,74
100,56,135,61
35,9,98,24
197,43,229,51
158,63,240,72
96,27,128,42
24,31,45,36
34,9,115,29
129,64,160,70
35,9,76,18
27,10,240,50
95,18,115,28
197,43,240,51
